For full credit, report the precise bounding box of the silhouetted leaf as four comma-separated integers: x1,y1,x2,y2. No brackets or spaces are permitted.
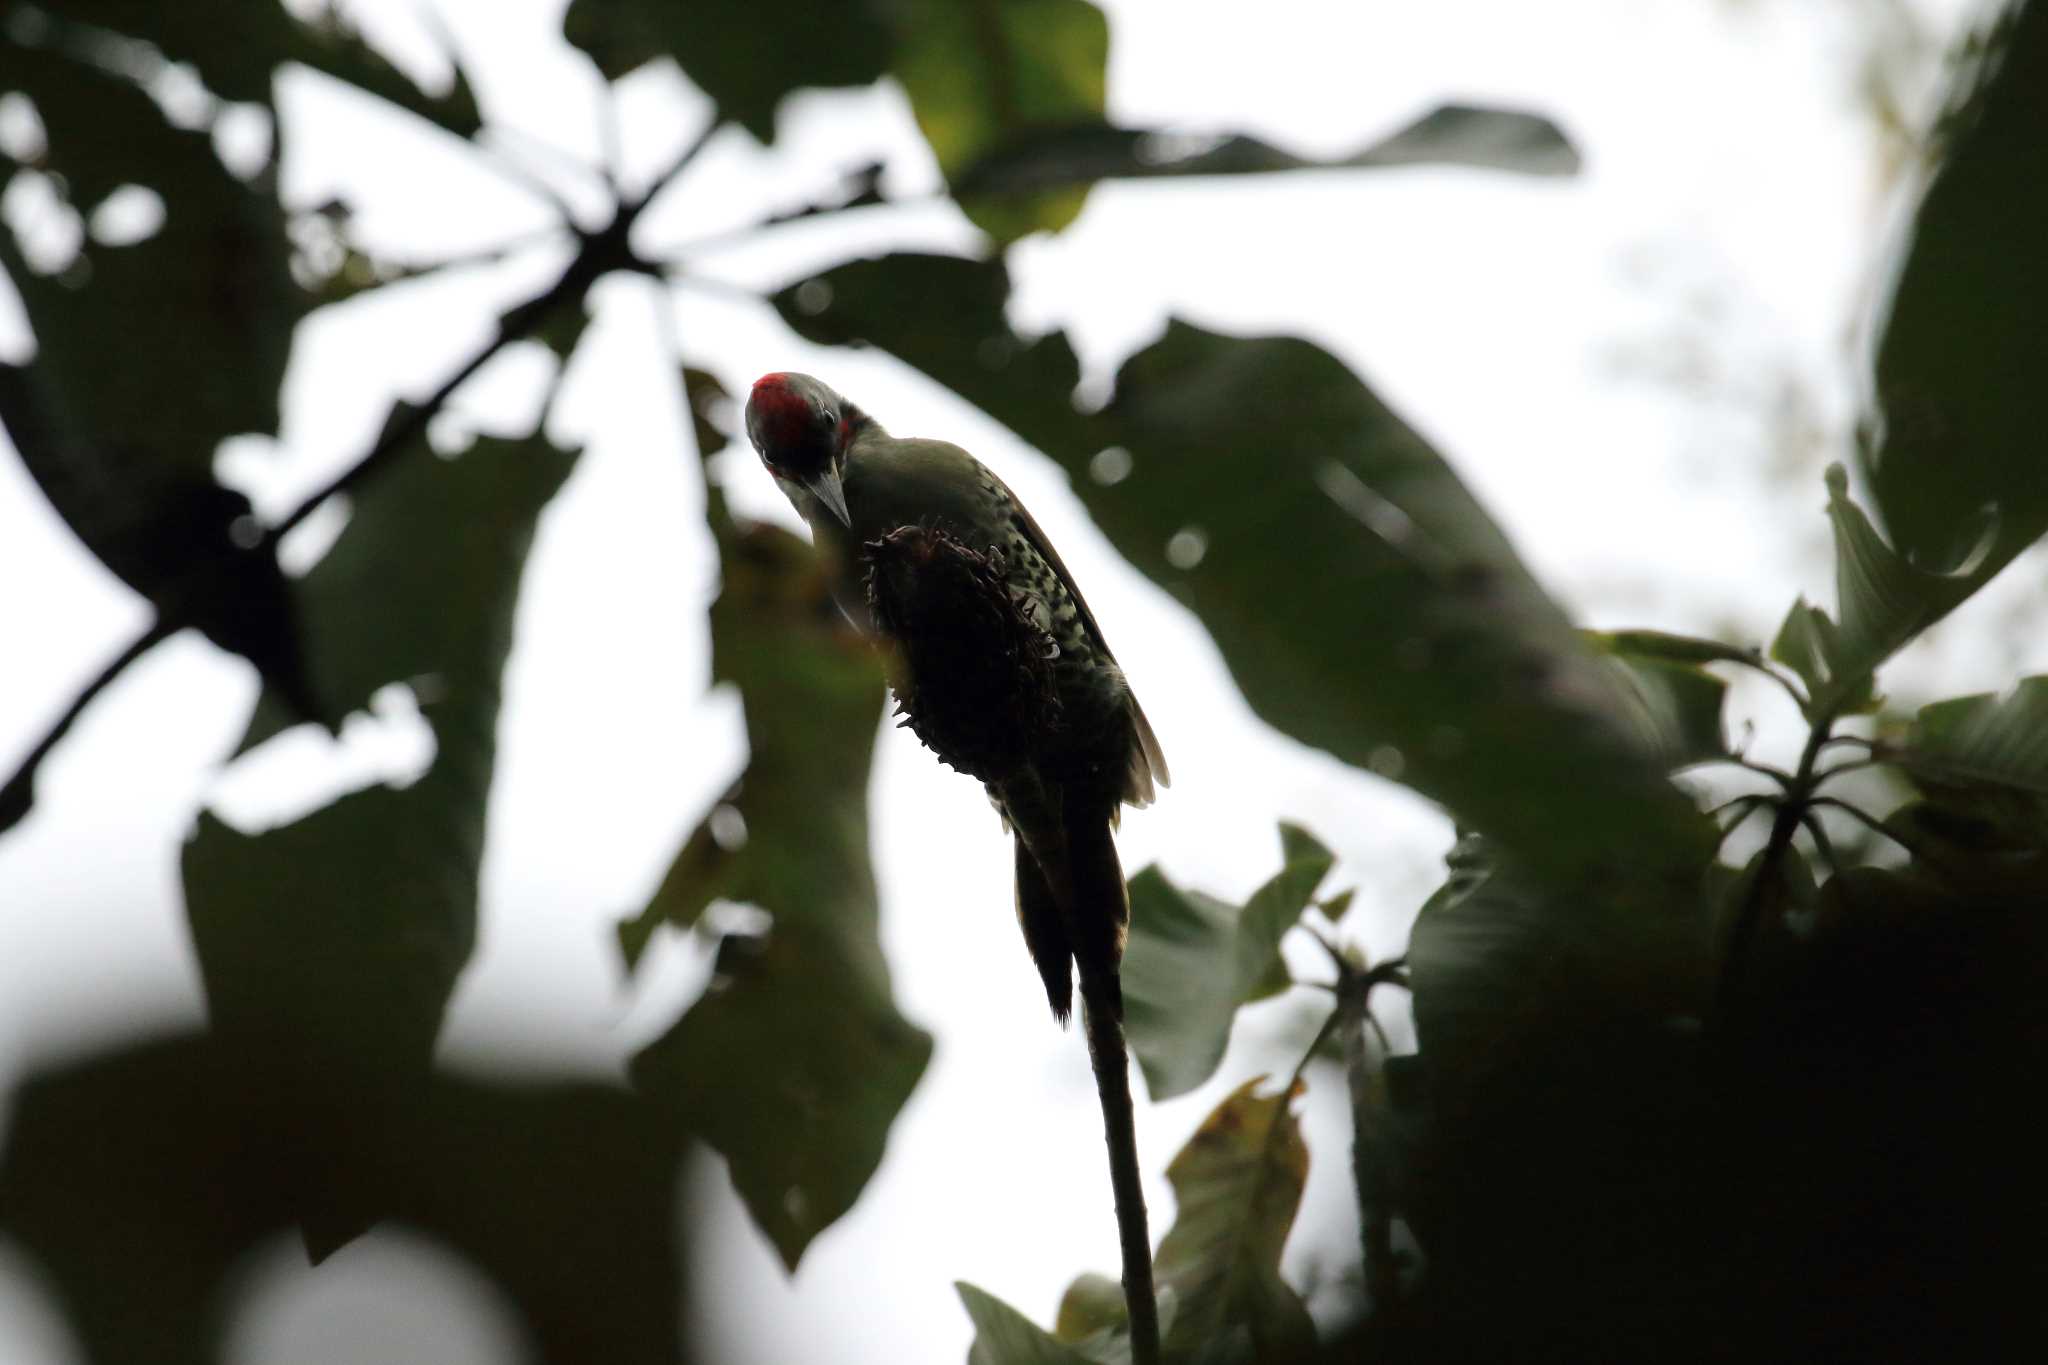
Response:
1407,834,1574,1111
635,926,931,1272
1154,1077,1316,1360
244,426,580,747
1865,2,2048,584
954,102,1578,197
0,1034,684,1365
1590,636,1730,770
184,427,575,1251
624,471,931,1269
774,253,1712,894
1122,823,1333,1100
34,0,480,135
0,48,300,544
562,0,889,143
893,0,1108,242
616,493,891,973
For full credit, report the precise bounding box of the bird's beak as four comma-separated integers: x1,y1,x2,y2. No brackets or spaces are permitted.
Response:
805,468,852,527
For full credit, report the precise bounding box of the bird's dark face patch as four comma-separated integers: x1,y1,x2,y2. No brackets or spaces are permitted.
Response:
747,371,839,478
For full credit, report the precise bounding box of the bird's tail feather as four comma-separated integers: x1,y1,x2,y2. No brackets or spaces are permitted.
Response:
1062,803,1129,1020
1015,837,1075,1025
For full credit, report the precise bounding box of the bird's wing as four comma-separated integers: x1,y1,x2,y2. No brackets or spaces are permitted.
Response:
983,467,1171,809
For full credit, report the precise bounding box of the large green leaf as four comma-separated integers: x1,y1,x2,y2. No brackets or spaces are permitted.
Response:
1768,465,1995,720
623,477,931,1270
1406,834,1573,1113
953,102,1578,198
1864,3,2048,583
1902,677,2048,800
774,253,1712,893
1,24,298,475
1890,678,2048,891
1589,643,1731,771
891,0,1109,242
563,0,890,144
0,1035,684,1365
242,425,580,747
1121,823,1333,1101
0,44,309,708
184,426,576,1250
1410,832,1707,1124
1153,1077,1316,1361
633,925,931,1272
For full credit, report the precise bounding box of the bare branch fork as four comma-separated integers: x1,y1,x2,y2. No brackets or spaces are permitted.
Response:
1,116,722,820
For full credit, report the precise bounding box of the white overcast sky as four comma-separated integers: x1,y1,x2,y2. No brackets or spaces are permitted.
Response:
4,0,2040,1362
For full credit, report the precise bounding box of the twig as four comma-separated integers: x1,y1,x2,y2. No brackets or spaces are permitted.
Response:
271,217,644,540
634,116,722,215
666,271,763,307
0,616,174,830
485,123,612,195
1710,792,1774,839
472,130,584,224
1715,755,1796,788
1809,796,1922,857
1716,717,1833,1018
1798,809,1845,882
1332,961,1400,1325
1714,653,1810,712
311,224,570,294
7,94,686,840
666,186,943,261
595,72,626,197
1813,758,1886,784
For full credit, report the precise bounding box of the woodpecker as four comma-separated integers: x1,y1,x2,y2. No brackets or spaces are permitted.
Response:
746,370,1168,1362
743,370,1169,1024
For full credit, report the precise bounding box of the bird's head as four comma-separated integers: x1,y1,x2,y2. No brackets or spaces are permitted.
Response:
746,371,854,526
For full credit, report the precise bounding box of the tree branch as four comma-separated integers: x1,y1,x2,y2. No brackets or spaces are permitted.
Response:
0,616,174,833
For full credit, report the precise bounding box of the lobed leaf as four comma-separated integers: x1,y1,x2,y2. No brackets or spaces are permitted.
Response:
621,469,931,1269
1153,1077,1317,1360
183,425,576,1250
633,925,931,1271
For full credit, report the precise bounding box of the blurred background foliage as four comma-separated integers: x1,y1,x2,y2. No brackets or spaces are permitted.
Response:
3,0,2047,1361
